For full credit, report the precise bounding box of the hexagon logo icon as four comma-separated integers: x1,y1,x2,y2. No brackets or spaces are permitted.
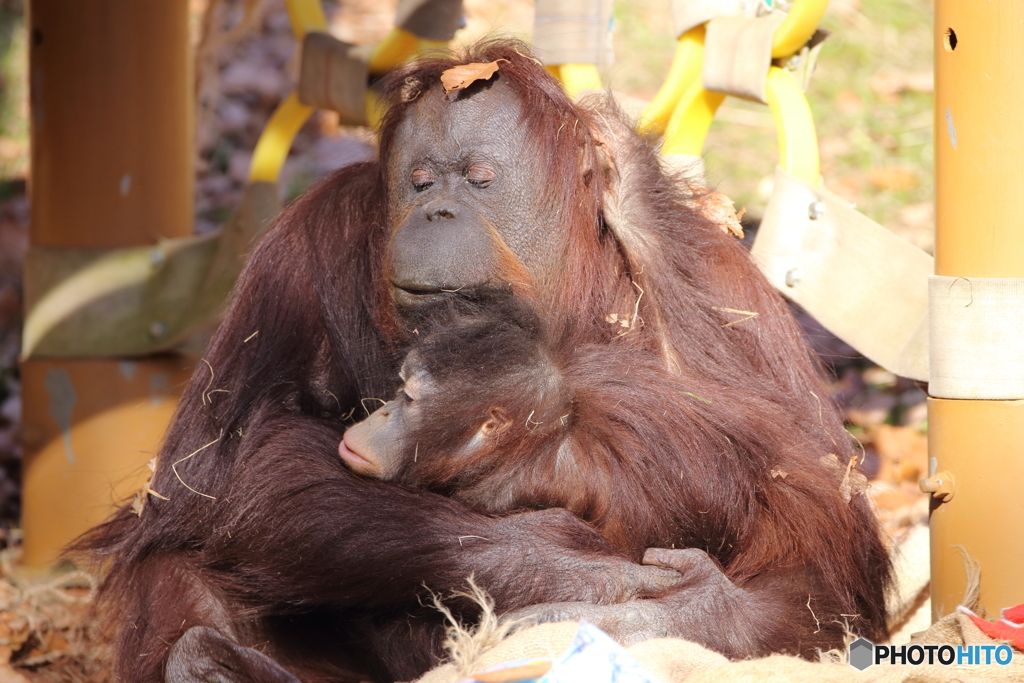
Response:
849,637,874,670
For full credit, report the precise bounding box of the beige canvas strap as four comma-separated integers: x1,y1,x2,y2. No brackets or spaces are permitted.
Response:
670,0,749,38
533,0,614,66
669,2,807,103
929,276,1024,399
752,168,932,381
396,0,464,41
23,183,280,358
297,33,370,127
702,11,787,103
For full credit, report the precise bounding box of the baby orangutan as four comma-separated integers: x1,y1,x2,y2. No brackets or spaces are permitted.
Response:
339,299,889,656
340,300,699,558
340,304,573,507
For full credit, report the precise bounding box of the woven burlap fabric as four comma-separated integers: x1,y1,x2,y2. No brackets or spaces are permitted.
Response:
415,612,1024,683
415,621,729,683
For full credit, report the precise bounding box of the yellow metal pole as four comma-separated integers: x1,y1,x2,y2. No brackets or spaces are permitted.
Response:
23,1,194,566
929,0,1024,618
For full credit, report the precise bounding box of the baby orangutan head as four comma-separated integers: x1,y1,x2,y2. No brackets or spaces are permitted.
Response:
339,301,571,491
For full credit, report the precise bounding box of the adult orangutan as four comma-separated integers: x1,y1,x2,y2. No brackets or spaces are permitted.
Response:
77,40,890,683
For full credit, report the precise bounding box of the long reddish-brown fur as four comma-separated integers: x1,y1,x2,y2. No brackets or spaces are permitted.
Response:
386,295,889,657
74,39,890,682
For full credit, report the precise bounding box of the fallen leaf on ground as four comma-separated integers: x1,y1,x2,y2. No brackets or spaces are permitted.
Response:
897,201,934,229
868,166,918,192
835,89,862,114
846,393,897,427
873,424,928,485
870,70,934,102
0,663,30,683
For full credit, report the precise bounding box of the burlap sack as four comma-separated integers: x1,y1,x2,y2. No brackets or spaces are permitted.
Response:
415,621,730,683
416,613,1024,683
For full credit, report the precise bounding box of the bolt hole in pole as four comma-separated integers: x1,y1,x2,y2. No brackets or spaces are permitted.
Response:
943,28,957,51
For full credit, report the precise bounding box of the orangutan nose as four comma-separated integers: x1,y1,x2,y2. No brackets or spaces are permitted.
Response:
423,199,458,221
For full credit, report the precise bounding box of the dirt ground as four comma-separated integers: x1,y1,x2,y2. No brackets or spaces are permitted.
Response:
0,0,933,679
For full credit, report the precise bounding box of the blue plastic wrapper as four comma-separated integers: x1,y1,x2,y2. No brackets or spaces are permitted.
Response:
458,621,663,683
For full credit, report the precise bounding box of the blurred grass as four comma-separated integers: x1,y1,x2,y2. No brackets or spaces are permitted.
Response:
604,1,676,100
0,0,27,182
605,0,935,252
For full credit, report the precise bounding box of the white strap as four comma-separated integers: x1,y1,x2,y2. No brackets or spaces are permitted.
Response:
702,11,786,103
297,34,370,126
670,0,760,38
752,168,932,381
395,0,464,41
929,275,1024,399
533,0,614,66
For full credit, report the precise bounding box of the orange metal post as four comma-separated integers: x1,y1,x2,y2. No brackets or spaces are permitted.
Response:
23,1,194,566
930,0,1024,617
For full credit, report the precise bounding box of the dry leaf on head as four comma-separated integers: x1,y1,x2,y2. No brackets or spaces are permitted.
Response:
820,452,868,502
701,190,745,238
440,60,508,99
841,455,868,502
820,453,842,474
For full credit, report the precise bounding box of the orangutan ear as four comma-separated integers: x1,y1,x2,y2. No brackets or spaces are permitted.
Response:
480,407,513,437
400,75,425,103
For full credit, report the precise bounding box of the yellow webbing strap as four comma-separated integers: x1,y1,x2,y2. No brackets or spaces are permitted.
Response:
366,27,450,127
752,168,932,382
640,26,706,136
250,0,327,183
661,80,725,157
368,27,448,74
643,0,827,184
765,65,819,184
547,63,604,99
771,0,829,58
249,93,314,183
283,0,328,39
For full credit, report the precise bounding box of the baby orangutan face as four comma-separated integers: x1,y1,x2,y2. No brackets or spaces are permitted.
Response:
339,353,513,481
